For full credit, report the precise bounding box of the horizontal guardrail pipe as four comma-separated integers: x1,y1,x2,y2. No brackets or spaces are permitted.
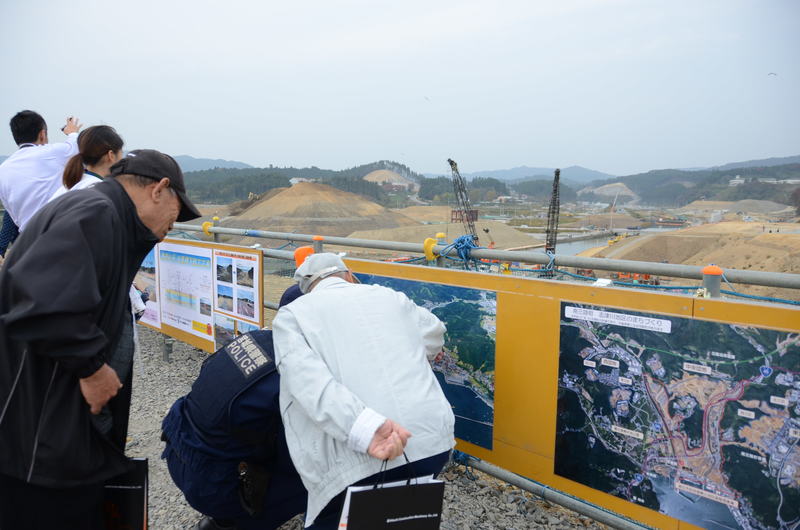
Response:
260,248,295,261
464,248,800,290
464,457,650,530
172,223,800,291
174,223,429,253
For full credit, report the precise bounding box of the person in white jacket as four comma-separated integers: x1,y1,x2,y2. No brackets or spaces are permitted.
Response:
0,111,82,231
272,253,455,529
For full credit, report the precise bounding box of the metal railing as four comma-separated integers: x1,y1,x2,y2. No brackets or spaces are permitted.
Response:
173,223,800,292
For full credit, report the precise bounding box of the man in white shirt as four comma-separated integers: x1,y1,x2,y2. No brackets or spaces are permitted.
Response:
273,253,455,529
0,111,82,231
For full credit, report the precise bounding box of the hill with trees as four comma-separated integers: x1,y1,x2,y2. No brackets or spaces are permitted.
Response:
586,163,800,207
512,179,578,202
184,160,423,204
174,155,253,172
418,176,508,203
426,165,615,184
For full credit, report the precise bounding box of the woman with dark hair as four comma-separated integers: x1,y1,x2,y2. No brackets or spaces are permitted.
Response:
48,124,143,446
50,125,123,200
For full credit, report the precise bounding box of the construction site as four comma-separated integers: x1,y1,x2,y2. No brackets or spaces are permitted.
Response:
190,162,799,303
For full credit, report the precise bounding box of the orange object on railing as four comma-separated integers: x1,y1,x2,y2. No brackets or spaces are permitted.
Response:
294,246,314,267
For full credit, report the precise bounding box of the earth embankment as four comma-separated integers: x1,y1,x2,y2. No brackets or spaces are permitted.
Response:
580,222,800,300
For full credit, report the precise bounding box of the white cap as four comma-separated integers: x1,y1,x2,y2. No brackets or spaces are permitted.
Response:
294,253,349,293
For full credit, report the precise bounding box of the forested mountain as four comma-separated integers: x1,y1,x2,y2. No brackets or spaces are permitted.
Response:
186,170,290,203
418,176,508,203
692,154,800,172
184,161,410,204
512,179,578,202
426,165,615,183
180,155,800,207
174,155,253,172
586,163,800,206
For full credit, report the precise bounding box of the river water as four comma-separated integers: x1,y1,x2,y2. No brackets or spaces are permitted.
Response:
435,371,494,450
545,227,684,256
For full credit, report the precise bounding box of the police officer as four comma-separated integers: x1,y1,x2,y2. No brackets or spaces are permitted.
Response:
161,285,306,530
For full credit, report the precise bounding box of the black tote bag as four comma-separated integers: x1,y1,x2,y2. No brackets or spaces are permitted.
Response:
103,457,148,530
341,454,445,530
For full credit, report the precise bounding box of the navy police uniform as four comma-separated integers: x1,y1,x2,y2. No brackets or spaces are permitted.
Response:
161,329,306,529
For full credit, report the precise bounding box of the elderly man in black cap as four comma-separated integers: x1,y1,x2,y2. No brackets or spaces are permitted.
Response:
0,149,201,530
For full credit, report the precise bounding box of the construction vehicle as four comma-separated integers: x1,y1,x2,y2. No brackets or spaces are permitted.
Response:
610,271,660,285
447,158,479,242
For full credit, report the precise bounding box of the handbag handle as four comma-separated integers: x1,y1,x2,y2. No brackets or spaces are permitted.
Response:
373,452,418,489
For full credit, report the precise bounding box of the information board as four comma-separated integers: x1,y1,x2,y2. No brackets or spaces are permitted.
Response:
136,239,264,352
555,302,800,529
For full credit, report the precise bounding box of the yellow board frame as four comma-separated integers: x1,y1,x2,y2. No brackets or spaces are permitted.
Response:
345,258,800,530
139,239,265,353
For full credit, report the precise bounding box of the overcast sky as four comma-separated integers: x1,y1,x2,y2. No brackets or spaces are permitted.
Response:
1,0,797,176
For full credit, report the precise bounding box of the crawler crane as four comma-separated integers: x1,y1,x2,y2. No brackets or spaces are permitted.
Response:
447,158,479,243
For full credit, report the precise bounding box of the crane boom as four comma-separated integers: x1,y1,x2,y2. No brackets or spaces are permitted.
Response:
447,158,478,241
544,168,561,255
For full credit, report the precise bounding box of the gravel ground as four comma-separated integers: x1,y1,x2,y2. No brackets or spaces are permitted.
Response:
128,327,606,530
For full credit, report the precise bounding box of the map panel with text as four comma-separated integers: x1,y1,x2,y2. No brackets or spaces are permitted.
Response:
356,274,496,449
555,303,800,530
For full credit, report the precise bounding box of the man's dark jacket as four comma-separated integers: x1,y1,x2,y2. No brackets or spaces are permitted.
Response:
0,179,157,487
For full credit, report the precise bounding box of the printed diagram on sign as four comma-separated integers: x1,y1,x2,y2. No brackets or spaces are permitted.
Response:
137,239,265,352
555,303,800,530
158,244,214,340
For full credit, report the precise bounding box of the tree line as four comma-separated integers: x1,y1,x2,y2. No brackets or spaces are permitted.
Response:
587,163,800,207
418,176,510,203
184,160,419,204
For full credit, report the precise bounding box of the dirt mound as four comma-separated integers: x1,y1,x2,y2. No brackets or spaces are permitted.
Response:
221,182,419,238
730,199,791,213
363,169,417,189
579,182,636,198
680,200,735,212
581,221,800,300
394,206,453,223
347,220,536,250
196,204,232,217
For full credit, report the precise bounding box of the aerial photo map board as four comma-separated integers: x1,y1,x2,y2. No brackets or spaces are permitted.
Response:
555,302,800,530
356,274,496,450
136,239,263,352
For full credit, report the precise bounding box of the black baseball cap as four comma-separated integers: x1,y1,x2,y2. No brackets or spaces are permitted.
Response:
109,149,201,222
